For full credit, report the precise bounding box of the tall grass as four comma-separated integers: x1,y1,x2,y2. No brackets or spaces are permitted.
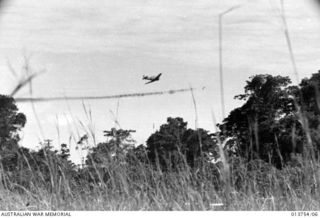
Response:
0,140,319,210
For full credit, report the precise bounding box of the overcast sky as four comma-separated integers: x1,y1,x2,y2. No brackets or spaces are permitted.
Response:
0,0,319,164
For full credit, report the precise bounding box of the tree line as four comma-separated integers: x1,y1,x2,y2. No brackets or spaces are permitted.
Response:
1,70,320,192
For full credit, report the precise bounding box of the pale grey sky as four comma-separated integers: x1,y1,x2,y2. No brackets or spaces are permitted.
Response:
0,0,319,164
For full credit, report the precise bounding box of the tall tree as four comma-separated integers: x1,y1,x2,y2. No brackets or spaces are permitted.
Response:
146,117,217,170
0,95,26,171
219,75,299,167
296,70,320,155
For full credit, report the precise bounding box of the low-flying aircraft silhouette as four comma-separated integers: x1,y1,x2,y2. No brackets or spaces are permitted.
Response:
142,73,162,84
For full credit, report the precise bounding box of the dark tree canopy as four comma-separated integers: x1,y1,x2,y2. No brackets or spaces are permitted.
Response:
146,117,218,170
0,95,26,145
219,74,299,167
0,95,26,171
218,71,320,168
295,70,320,154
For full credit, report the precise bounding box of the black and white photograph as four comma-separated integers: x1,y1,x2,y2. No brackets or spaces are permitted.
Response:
0,0,319,213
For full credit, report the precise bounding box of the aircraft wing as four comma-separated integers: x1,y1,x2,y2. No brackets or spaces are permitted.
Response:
145,80,156,85
155,73,162,79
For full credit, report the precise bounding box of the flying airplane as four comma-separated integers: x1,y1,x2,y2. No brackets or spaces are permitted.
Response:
142,73,162,84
